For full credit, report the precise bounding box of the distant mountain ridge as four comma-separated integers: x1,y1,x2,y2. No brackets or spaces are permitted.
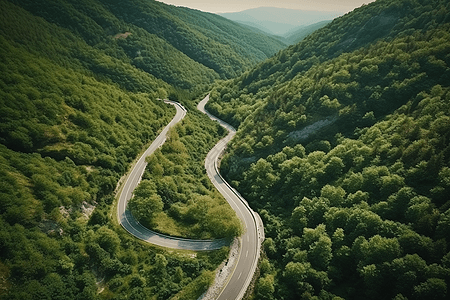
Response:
284,20,333,44
220,7,343,35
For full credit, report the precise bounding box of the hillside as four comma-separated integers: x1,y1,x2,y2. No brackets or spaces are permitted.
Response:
10,0,286,88
0,0,253,299
220,7,342,36
3,0,450,299
207,0,450,299
207,0,450,128
284,20,332,44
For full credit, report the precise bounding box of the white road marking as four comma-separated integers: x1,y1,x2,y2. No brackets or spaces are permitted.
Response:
117,103,227,250
119,96,261,300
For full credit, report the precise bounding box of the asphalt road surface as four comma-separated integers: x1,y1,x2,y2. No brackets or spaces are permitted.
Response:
117,100,229,251
117,97,263,299
198,95,264,300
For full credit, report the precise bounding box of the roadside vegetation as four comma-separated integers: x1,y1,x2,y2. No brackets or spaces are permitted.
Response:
3,0,450,299
129,109,243,240
0,0,249,299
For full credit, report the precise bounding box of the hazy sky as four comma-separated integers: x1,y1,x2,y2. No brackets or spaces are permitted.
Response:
156,0,376,13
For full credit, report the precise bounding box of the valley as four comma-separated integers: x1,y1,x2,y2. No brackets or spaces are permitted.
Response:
1,0,450,299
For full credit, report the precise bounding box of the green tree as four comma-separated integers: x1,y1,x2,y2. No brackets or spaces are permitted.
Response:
291,205,308,235
284,261,309,285
129,188,164,227
354,235,402,267
96,226,120,255
263,238,277,258
244,158,278,194
320,185,346,207
308,235,333,271
413,278,447,300
256,274,275,300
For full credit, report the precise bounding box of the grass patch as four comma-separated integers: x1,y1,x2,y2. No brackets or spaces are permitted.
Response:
151,211,214,239
151,211,185,237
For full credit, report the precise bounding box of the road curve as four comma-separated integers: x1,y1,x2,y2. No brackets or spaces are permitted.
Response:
117,100,229,251
198,95,265,300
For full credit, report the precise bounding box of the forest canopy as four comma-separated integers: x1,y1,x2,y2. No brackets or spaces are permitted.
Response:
2,0,450,299
207,0,450,299
0,0,252,299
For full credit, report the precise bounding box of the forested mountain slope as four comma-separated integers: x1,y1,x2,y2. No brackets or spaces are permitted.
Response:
0,0,249,299
207,0,450,299
284,20,333,45
10,0,286,88
208,0,450,127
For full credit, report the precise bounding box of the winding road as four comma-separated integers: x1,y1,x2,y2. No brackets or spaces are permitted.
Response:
198,95,264,300
117,100,228,251
117,96,264,300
